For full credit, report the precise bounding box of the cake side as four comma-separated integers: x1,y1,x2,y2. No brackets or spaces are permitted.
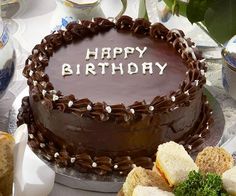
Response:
28,88,203,157
18,94,212,175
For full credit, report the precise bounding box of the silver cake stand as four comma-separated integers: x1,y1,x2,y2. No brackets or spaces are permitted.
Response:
8,87,225,193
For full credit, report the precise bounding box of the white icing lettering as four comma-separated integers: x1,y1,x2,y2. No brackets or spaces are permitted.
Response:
136,46,147,58
155,62,167,75
112,63,124,75
124,47,135,59
98,62,109,75
101,48,111,59
85,48,98,60
62,63,73,76
76,64,80,75
86,63,96,75
142,62,153,75
113,47,123,59
62,46,170,77
128,62,138,75
61,61,168,76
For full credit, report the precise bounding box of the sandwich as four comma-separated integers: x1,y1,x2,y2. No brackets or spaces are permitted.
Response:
132,185,174,196
122,167,172,196
222,166,236,196
155,141,198,187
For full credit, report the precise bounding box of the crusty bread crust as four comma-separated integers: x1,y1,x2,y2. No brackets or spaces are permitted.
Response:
122,167,172,196
0,132,14,196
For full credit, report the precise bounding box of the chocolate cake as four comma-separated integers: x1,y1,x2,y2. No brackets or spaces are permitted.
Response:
17,16,213,176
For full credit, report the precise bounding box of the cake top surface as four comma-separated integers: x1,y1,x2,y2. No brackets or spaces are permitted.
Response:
45,28,187,105
23,16,206,122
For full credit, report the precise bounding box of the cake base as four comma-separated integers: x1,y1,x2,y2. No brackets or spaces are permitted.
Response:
11,87,225,192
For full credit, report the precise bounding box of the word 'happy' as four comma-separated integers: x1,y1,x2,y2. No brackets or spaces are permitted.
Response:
62,47,168,76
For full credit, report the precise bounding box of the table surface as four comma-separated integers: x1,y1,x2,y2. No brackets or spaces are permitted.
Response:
1,0,236,195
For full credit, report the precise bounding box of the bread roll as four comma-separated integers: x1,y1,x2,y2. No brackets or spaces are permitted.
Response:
0,131,14,196
195,146,234,175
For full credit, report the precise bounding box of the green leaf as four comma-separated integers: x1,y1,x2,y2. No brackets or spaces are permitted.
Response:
186,0,208,23
174,171,229,196
162,0,236,44
138,0,149,20
204,0,236,44
163,0,188,17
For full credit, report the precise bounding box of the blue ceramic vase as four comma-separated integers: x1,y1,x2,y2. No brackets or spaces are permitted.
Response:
222,35,236,100
0,23,15,99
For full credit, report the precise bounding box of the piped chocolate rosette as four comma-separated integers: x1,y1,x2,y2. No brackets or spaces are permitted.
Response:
18,16,212,176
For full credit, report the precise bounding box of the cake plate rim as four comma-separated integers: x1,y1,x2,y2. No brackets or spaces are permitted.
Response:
8,87,225,193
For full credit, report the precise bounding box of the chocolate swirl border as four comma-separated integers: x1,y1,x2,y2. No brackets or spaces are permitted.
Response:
17,95,213,176
22,16,207,122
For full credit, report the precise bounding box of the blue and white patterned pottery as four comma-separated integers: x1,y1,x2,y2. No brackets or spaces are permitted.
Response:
51,0,127,31
51,0,105,31
0,23,15,99
222,35,236,100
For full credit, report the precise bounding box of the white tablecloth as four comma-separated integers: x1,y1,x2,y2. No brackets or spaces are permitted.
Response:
1,0,236,195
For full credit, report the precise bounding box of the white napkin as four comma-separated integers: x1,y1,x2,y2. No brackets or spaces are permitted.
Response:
13,124,55,196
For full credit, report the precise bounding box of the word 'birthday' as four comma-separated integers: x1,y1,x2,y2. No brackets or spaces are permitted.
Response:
62,47,168,76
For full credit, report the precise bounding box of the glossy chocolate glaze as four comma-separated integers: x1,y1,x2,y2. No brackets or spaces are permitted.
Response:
46,29,187,105
29,89,202,157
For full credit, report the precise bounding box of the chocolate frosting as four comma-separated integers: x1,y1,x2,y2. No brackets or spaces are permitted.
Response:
22,16,207,122
46,28,187,105
18,94,213,176
19,16,212,176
